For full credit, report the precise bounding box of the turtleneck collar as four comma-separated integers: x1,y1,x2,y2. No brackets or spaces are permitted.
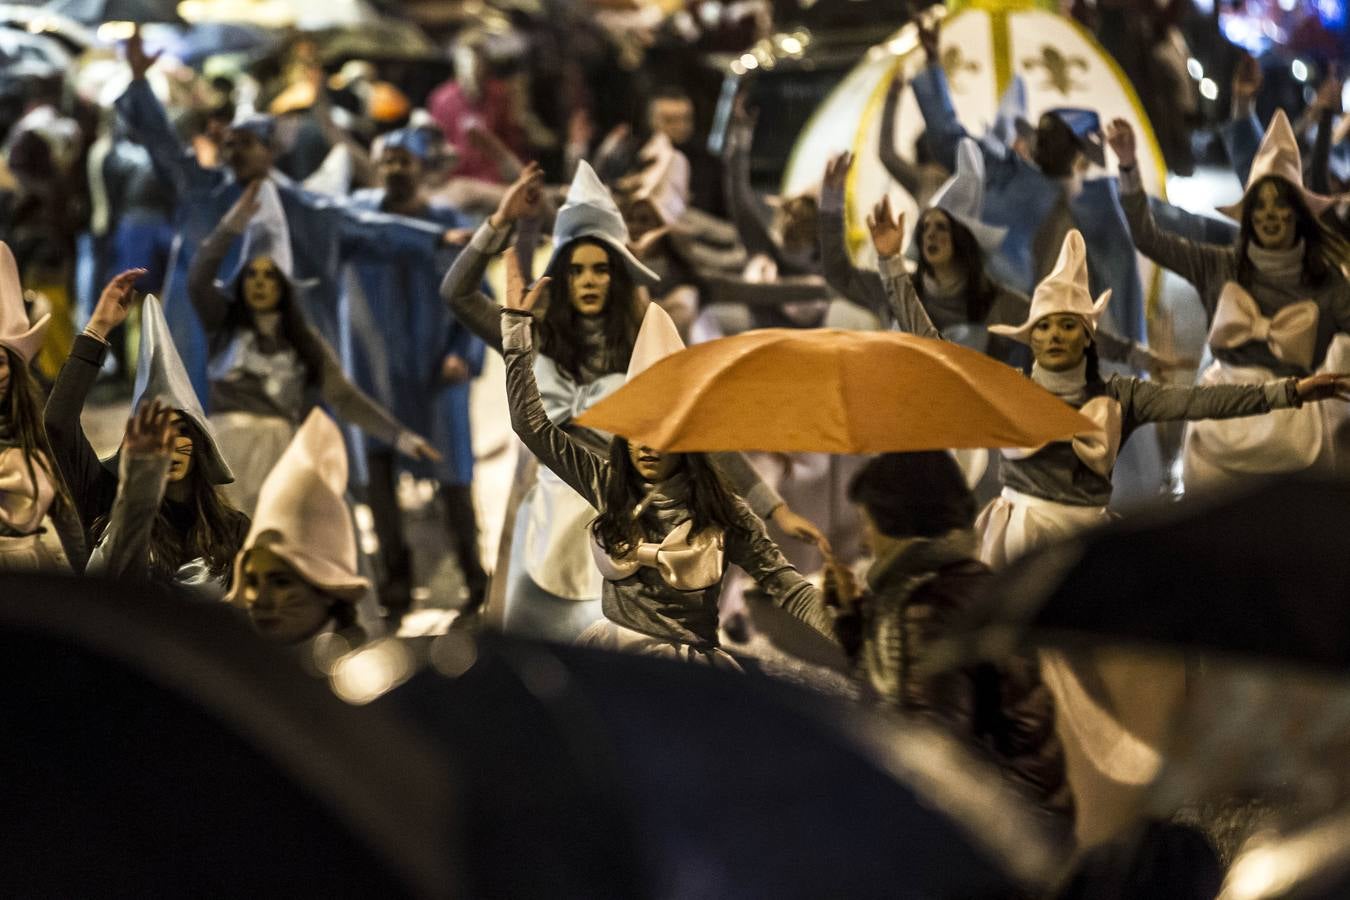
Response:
865,528,978,593
1246,240,1305,282
922,269,969,298
1031,357,1088,406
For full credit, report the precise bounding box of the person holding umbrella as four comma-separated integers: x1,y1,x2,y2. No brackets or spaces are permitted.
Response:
866,200,1350,568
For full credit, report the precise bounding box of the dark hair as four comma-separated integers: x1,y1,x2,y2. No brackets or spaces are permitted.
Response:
914,208,999,324
539,240,642,383
1236,176,1334,288
93,417,245,584
225,258,324,387
848,451,975,539
592,438,747,557
649,87,692,105
2,347,75,522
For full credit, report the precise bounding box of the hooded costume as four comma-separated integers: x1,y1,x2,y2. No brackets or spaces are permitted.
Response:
909,64,1147,344
226,408,371,607
502,298,817,664
344,129,487,616
439,166,789,641
114,79,449,406
874,229,1304,566
1120,109,1350,489
185,178,419,516
81,296,249,597
0,242,83,572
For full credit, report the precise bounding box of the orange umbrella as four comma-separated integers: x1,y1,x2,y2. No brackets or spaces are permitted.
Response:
575,328,1097,453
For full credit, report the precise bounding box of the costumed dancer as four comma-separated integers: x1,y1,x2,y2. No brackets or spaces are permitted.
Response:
908,21,1146,344
1111,113,1350,488
53,290,249,598
346,127,488,619
227,409,372,647
866,209,1350,568
115,30,461,402
501,251,819,666
440,162,821,642
186,180,439,517
0,242,83,571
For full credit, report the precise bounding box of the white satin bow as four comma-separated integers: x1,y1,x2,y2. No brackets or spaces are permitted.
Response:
1209,283,1319,371
1002,396,1123,477
589,519,726,591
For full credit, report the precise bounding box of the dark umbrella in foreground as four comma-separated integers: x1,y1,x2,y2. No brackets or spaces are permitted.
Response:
941,475,1350,672
43,0,183,25
5,572,1067,898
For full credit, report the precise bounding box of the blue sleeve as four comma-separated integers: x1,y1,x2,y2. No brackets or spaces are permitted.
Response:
321,193,444,262
910,65,1014,181
114,80,216,199
1220,113,1263,189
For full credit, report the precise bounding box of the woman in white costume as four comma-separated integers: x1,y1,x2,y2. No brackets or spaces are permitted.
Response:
441,162,823,643
1111,111,1350,490
0,241,83,571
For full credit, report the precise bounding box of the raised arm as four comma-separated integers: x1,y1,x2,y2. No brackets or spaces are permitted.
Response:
868,197,942,339
188,182,261,335
44,270,145,531
439,164,545,352
722,96,784,266
1221,55,1265,188
819,152,891,320
1108,119,1233,312
86,402,173,581
878,72,923,198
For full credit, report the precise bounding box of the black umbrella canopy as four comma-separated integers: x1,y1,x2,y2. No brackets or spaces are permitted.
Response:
43,0,183,25
944,475,1350,673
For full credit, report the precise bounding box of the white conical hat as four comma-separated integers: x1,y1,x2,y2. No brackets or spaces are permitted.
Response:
909,138,1007,260
1217,108,1334,220
988,230,1111,344
544,160,660,286
627,301,684,380
226,408,370,604
216,179,317,295
129,295,234,484
0,241,49,363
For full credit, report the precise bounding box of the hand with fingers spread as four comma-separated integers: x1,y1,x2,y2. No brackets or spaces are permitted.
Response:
1294,373,1350,403
88,268,148,340
123,400,175,458
866,195,906,259
222,180,265,234
124,26,161,82
823,152,853,192
490,161,545,231
504,247,549,313
1313,66,1343,113
1106,118,1136,169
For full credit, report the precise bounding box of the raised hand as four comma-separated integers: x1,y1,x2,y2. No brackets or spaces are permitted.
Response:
222,180,264,233
866,195,906,260
88,268,148,340
122,399,174,457
823,553,861,610
1105,118,1136,168
1314,65,1342,113
124,26,161,81
823,152,852,192
1233,54,1263,111
489,161,545,230
504,246,549,313
917,17,941,65
1295,373,1350,403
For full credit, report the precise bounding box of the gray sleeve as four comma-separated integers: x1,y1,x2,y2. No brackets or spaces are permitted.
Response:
314,333,404,444
502,311,610,509
879,254,942,339
1095,326,1137,366
86,451,170,581
1119,166,1232,315
1112,374,1294,427
440,221,513,353
725,498,820,616
709,451,783,519
187,225,242,336
819,193,889,321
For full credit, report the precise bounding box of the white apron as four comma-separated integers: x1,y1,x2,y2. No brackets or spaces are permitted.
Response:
210,410,297,518
976,487,1110,570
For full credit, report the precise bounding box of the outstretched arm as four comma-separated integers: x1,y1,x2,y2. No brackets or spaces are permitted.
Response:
878,72,923,198
868,197,942,339
188,181,262,335
1112,373,1350,427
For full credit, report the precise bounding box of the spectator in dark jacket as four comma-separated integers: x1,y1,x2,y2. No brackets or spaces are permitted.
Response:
781,450,1075,835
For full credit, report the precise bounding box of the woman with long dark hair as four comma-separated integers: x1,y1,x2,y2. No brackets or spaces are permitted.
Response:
46,281,250,596
0,242,83,571
188,180,438,515
500,253,818,664
441,162,822,642
1111,112,1350,488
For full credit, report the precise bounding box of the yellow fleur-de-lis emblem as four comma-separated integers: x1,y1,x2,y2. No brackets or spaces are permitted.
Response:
1022,46,1089,96
940,45,981,89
